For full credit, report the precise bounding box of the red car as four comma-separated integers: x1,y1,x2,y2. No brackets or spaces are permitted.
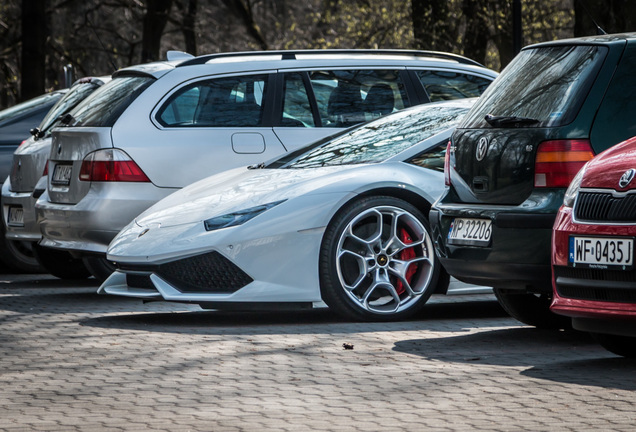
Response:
552,136,636,357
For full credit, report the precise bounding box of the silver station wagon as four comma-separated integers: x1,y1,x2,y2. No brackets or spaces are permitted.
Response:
35,49,497,280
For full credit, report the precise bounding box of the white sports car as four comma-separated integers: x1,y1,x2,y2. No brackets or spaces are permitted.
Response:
99,98,474,321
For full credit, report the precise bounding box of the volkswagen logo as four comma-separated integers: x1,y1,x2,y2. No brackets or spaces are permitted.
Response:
619,168,636,189
476,137,489,161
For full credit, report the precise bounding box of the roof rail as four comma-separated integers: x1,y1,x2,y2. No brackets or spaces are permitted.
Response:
176,49,484,68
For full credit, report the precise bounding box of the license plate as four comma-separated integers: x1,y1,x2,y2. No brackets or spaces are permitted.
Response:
7,206,24,227
447,218,492,246
569,236,634,270
52,164,73,185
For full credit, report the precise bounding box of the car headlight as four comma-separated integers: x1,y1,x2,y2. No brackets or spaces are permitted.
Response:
203,200,286,231
563,165,587,208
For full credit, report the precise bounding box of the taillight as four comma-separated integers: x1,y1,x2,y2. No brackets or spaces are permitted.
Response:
42,160,48,176
534,139,594,188
444,140,452,186
79,149,150,182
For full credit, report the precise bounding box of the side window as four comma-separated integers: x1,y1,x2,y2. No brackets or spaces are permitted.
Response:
308,70,408,127
157,74,268,127
416,70,492,102
406,141,447,172
280,73,315,127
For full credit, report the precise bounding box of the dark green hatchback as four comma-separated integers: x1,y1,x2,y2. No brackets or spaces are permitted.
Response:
430,33,636,328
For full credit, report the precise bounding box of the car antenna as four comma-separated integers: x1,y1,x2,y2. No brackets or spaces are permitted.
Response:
86,15,119,71
576,0,607,35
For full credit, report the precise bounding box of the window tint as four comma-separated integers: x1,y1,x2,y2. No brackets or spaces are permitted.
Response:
461,45,607,128
67,76,154,127
416,70,492,102
308,70,408,128
272,104,469,169
407,142,447,172
280,73,315,127
38,81,102,135
157,75,268,127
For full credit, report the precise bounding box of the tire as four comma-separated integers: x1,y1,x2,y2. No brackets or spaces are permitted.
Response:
591,333,636,358
82,256,116,283
32,244,91,279
493,288,570,329
0,222,44,273
319,195,440,321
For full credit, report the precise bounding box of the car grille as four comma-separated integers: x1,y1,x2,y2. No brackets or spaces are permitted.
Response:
155,251,253,294
554,266,636,303
574,191,636,222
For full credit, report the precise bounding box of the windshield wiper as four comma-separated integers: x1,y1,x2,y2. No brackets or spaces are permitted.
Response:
484,114,540,127
247,162,265,170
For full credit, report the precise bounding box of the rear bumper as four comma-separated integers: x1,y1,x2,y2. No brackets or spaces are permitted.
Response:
430,189,562,292
36,182,177,255
1,177,42,242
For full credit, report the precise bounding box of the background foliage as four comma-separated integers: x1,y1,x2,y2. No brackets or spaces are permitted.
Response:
2,0,635,108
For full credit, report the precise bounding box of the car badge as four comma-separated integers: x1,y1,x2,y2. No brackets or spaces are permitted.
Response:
476,137,489,161
138,228,150,238
619,169,636,188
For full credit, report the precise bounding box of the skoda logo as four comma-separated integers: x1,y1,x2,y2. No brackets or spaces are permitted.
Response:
476,137,489,161
619,169,636,189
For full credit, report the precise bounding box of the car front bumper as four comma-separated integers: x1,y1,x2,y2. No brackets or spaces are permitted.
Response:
551,205,636,335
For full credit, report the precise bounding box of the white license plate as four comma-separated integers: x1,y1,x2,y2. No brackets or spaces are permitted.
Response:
447,218,492,246
7,206,24,227
569,236,634,270
52,164,73,185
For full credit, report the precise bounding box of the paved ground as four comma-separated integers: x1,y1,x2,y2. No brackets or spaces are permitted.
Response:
0,274,634,431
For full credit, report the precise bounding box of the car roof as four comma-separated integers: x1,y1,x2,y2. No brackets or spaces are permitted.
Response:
524,32,636,50
113,49,497,80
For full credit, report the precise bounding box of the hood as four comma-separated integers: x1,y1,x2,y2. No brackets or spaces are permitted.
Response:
135,165,362,228
582,137,636,190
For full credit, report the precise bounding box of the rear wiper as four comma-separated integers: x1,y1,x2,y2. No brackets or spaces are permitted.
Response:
247,162,265,170
59,113,75,126
484,114,540,127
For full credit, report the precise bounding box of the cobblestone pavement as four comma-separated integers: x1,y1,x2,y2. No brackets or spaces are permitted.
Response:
0,274,635,431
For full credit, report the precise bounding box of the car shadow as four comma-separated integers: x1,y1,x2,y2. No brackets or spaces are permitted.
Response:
78,299,509,335
393,327,636,390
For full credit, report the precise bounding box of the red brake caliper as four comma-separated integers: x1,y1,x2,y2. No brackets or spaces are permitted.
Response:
395,228,417,295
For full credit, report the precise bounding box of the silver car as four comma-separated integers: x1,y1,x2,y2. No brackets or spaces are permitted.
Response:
35,49,497,280
1,77,110,275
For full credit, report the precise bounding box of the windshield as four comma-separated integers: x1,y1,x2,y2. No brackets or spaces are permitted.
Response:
66,76,154,127
0,92,63,124
271,103,470,169
461,45,607,128
38,80,103,135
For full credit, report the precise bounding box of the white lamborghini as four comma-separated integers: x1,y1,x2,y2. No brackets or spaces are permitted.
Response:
98,98,474,321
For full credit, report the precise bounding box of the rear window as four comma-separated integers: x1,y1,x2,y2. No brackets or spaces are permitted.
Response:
461,45,607,128
0,92,62,124
38,81,102,134
66,76,154,127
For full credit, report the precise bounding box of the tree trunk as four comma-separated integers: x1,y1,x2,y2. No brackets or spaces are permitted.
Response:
412,0,456,52
21,0,47,100
183,0,198,55
462,0,489,65
141,0,174,62
221,0,268,50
